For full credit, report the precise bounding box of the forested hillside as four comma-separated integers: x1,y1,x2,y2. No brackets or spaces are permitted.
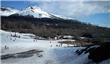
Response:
1,15,110,40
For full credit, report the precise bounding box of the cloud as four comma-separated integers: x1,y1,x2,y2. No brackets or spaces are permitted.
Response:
30,1,110,18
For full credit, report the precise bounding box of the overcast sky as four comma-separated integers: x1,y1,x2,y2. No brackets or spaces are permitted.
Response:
1,0,110,28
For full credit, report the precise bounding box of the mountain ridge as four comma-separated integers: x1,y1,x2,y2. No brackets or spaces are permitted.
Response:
0,6,67,19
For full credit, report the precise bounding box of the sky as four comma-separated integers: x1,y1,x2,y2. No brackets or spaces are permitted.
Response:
1,0,110,28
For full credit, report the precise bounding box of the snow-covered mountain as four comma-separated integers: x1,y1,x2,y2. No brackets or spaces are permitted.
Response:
19,6,51,18
0,6,64,19
0,7,19,16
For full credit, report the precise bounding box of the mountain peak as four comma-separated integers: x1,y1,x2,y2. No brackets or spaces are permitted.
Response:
26,6,42,13
19,6,51,18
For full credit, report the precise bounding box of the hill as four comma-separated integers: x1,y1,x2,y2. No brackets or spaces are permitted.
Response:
1,15,110,41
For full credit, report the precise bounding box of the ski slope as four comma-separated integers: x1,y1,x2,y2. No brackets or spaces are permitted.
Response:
0,30,110,64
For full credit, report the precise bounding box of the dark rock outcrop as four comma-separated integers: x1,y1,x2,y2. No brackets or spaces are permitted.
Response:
88,42,110,63
75,42,110,63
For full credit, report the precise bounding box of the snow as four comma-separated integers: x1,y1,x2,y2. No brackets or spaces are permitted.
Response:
63,35,74,39
18,6,51,18
0,6,67,19
1,30,110,64
0,6,51,18
0,7,19,16
0,30,72,55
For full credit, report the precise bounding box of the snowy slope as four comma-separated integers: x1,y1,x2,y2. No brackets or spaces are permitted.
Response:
1,30,110,64
0,7,19,16
0,30,68,55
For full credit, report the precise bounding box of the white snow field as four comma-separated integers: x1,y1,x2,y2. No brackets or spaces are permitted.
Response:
0,30,110,64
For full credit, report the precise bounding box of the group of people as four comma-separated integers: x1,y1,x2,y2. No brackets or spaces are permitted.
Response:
49,41,63,47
